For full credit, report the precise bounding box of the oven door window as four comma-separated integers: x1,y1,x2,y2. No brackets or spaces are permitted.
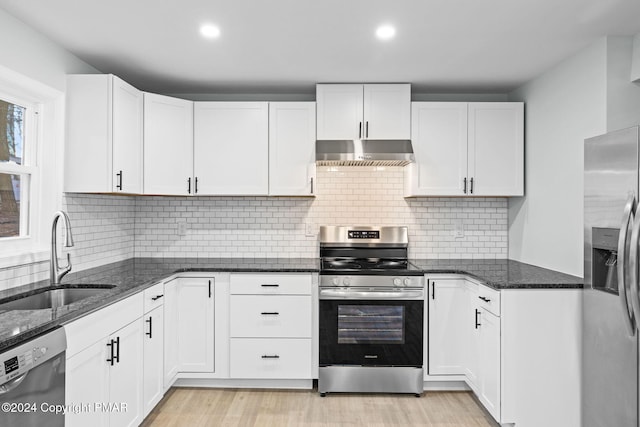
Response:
338,305,404,344
320,299,423,367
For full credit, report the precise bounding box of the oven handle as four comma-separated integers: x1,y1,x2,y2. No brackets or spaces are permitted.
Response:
319,288,425,300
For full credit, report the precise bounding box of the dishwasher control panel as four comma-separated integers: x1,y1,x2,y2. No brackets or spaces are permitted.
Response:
1,348,38,383
0,328,65,386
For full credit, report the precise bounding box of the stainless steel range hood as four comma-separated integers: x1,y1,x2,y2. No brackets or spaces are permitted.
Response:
316,139,414,166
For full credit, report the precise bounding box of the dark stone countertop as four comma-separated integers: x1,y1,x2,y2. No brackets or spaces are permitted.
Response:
0,257,320,352
0,257,581,352
410,258,583,290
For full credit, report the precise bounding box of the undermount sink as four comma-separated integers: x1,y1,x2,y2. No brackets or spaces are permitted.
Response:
0,285,116,311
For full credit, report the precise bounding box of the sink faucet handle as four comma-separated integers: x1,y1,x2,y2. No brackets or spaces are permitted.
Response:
63,253,72,273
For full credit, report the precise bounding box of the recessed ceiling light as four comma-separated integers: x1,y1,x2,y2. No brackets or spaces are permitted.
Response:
200,24,221,39
375,25,396,41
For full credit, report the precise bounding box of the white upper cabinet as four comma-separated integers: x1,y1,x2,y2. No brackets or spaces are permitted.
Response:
194,102,269,195
362,84,411,139
407,102,468,196
316,83,410,140
65,74,143,193
316,84,363,139
269,102,316,196
406,102,523,197
143,93,194,195
468,103,524,196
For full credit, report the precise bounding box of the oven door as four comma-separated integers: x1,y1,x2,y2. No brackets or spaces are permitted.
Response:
319,297,423,367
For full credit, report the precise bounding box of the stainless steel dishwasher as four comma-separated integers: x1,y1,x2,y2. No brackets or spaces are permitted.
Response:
0,327,66,427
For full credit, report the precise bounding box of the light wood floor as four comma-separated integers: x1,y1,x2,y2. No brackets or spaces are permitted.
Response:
141,387,498,427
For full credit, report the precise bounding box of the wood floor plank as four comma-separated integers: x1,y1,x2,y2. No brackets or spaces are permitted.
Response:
141,388,497,427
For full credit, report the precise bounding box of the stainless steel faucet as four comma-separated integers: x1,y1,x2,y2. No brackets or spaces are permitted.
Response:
50,211,74,284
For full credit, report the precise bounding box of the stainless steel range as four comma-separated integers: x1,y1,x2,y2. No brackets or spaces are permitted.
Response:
318,226,424,396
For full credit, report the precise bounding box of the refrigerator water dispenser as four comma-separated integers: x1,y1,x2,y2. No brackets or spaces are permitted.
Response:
592,227,620,294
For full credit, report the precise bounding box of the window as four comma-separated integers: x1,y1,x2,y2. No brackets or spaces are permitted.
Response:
0,95,36,240
0,67,61,264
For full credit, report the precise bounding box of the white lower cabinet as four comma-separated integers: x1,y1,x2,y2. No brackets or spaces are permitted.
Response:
477,307,501,420
427,277,468,375
229,273,313,380
164,277,215,375
142,284,165,418
66,317,144,427
230,338,312,379
426,276,501,423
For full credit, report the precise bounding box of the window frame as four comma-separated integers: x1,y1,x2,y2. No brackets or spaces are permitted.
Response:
0,65,64,267
0,92,39,241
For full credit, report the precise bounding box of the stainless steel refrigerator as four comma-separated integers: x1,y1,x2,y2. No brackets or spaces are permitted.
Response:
584,126,640,427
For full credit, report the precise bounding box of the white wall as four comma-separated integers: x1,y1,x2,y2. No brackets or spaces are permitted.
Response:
508,39,608,276
0,8,98,91
606,36,640,132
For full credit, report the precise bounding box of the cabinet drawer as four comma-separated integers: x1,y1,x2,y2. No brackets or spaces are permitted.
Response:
230,273,312,295
230,295,312,338
143,282,165,313
478,285,500,316
230,338,312,379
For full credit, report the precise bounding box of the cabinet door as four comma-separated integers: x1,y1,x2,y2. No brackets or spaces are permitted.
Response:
478,308,501,421
193,102,268,195
269,102,316,196
406,102,468,196
143,306,165,417
66,340,110,427
468,102,524,196
144,93,194,195
465,283,480,390
112,76,143,194
177,277,215,372
65,75,112,193
109,318,144,427
163,279,179,388
316,84,363,140
428,278,468,375
363,84,411,139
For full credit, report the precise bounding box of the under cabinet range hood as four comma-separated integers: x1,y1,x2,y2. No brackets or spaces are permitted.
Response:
316,139,414,166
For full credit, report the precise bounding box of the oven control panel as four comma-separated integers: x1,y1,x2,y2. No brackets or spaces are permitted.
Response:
348,230,380,239
320,275,424,288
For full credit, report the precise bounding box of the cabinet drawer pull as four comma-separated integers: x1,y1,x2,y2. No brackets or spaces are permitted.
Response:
106,339,115,365
475,309,481,329
463,177,467,194
358,121,362,139
187,177,191,194
195,177,199,194
146,316,153,338
261,355,280,359
208,280,212,298
116,170,123,191
365,121,369,138
479,296,491,303
261,284,279,288
260,312,280,316
114,337,120,363
310,177,314,195
151,294,164,301
470,177,474,194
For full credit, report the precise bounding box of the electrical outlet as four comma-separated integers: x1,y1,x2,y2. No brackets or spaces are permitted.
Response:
177,221,187,236
453,222,464,239
305,222,315,237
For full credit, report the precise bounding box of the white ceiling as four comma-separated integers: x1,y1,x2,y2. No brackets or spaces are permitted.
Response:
1,0,640,95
